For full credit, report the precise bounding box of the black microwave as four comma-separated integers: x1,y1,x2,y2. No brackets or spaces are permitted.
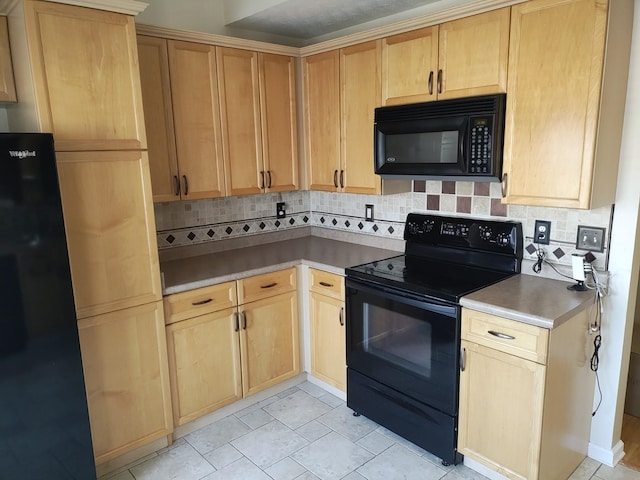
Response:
374,93,506,182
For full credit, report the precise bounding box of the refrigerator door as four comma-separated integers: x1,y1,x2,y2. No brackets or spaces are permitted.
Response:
0,133,96,479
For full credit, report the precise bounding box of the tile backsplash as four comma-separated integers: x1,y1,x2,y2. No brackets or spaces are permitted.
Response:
154,181,613,273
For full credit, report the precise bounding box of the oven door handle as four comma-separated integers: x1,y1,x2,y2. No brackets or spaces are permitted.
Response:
346,278,457,318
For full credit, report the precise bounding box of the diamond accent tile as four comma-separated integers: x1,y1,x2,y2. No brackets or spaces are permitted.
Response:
166,234,175,244
553,248,565,259
332,219,338,226
275,221,281,227
207,229,215,238
225,227,233,235
358,222,364,230
373,225,379,232
388,226,395,234
345,220,351,228
526,244,537,255
303,216,309,223
289,218,295,225
187,232,196,241
243,224,250,232
320,217,325,224
259,222,266,230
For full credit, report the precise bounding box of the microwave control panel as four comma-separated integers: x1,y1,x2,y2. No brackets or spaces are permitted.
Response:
469,116,493,174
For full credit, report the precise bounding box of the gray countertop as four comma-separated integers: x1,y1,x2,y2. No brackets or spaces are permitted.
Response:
160,235,399,295
161,233,595,329
460,274,596,329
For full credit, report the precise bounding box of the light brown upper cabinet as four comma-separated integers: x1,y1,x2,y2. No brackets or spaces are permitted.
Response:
22,1,146,151
0,16,17,103
217,47,298,196
382,8,510,105
305,41,396,194
137,36,226,201
502,0,632,209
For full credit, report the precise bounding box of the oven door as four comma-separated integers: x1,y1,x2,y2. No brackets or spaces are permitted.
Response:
345,277,460,416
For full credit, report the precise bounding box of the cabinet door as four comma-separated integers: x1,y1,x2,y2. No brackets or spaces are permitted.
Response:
340,40,382,194
218,47,263,196
166,308,242,426
502,0,607,208
0,16,16,102
137,35,180,202
24,1,146,151
458,340,546,480
259,53,298,193
382,26,439,105
78,301,172,464
310,292,345,391
304,50,341,191
56,150,162,319
438,8,510,100
240,291,299,396
168,40,225,199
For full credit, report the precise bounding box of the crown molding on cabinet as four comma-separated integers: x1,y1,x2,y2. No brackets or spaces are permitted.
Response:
299,0,527,56
0,0,148,15
135,24,300,56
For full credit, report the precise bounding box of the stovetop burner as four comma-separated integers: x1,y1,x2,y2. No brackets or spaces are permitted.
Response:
346,213,523,303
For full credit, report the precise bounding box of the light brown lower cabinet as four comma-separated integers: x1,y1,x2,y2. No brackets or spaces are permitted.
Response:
458,308,595,480
164,269,299,426
77,300,173,465
309,269,346,391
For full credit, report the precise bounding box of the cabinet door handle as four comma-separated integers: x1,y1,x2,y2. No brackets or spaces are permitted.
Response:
339,307,344,326
333,170,339,188
437,69,442,94
267,170,272,188
260,171,265,189
460,347,466,372
340,170,345,189
173,175,180,196
182,175,189,196
501,173,508,198
428,71,433,95
242,311,247,330
488,330,516,340
260,282,277,289
319,281,334,288
191,298,212,306
234,312,239,332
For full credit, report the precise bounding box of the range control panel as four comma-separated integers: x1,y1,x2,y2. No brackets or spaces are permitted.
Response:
404,213,522,255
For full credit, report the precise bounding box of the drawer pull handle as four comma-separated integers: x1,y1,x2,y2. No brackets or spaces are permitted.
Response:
488,330,515,340
192,298,213,306
261,282,277,289
319,281,334,288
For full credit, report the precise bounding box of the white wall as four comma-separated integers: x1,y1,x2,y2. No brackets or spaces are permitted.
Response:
588,2,640,465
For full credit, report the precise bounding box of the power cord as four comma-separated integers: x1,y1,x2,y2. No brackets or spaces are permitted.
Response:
591,334,602,416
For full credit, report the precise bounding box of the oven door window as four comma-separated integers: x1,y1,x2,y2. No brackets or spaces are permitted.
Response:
346,280,459,415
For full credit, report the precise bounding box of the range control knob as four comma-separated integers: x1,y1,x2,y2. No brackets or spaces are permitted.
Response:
479,226,493,241
496,232,511,247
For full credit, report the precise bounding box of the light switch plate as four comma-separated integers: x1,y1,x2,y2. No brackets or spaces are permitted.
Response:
576,225,605,252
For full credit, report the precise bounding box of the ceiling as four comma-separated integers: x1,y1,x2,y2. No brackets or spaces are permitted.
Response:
223,0,457,41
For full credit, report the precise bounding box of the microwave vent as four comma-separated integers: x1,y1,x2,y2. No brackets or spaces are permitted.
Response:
375,94,506,123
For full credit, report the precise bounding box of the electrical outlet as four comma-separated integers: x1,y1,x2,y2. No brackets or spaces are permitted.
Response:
276,202,286,219
576,225,605,252
534,220,551,245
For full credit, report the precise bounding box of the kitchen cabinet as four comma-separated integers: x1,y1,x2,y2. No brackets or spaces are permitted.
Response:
163,269,299,425
164,282,241,426
0,16,16,102
304,41,408,194
382,8,510,105
238,269,300,396
78,301,172,465
137,36,226,201
501,0,632,209
218,48,299,196
55,150,162,319
15,0,146,151
309,269,346,391
458,308,595,480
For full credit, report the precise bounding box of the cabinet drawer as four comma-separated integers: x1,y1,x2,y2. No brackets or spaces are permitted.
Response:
164,282,237,325
309,269,344,300
461,309,549,364
238,268,297,304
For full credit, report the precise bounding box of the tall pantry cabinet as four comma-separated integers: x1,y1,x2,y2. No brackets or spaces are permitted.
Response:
3,0,172,468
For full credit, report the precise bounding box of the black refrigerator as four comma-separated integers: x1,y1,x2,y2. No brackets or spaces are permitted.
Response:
0,133,96,479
